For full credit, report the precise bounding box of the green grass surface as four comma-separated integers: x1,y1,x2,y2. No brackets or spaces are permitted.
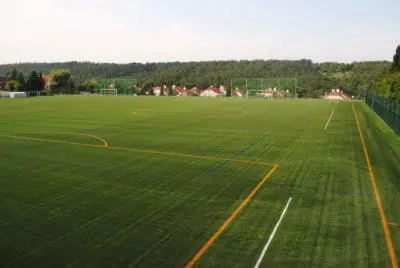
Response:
0,96,399,267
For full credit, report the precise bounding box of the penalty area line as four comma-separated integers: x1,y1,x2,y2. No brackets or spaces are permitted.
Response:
0,133,273,166
324,109,335,130
254,197,293,268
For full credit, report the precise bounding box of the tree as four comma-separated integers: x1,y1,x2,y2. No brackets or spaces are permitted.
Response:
17,72,26,91
5,80,21,92
392,45,400,71
371,45,400,102
26,71,44,91
0,59,393,98
38,72,46,89
3,68,25,92
8,68,18,81
77,79,99,93
50,68,75,94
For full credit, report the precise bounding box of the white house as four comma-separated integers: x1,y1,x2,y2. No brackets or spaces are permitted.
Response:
324,89,350,100
199,86,224,97
152,86,161,96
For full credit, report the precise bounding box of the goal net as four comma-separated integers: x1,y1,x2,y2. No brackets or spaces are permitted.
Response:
100,89,118,96
230,78,297,98
96,79,137,95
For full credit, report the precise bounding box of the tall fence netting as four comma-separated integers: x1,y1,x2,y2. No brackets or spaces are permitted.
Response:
364,91,400,134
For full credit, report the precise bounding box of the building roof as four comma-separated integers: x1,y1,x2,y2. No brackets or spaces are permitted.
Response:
42,75,51,85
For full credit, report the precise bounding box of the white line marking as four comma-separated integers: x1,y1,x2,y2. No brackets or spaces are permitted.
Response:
324,109,335,130
254,197,293,268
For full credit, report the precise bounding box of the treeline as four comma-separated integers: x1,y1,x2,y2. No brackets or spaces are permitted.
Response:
0,53,397,99
0,68,77,94
370,45,400,102
1,68,45,92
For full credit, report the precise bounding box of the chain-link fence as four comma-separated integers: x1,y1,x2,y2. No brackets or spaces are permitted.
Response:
230,78,297,98
95,79,137,95
364,91,400,134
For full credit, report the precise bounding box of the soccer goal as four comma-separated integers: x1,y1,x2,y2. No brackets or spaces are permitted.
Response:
100,89,118,96
230,78,297,98
97,79,137,95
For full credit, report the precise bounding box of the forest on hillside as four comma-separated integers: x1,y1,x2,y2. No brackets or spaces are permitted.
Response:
0,45,398,100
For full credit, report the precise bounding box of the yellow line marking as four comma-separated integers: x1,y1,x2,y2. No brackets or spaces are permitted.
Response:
185,164,279,268
0,133,273,166
60,132,108,147
0,134,106,148
0,132,108,147
352,103,398,268
41,131,108,147
108,145,273,166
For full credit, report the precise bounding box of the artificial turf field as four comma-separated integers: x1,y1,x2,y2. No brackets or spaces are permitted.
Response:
0,96,399,267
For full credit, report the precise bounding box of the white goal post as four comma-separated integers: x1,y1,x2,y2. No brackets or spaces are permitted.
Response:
246,89,290,99
100,89,118,96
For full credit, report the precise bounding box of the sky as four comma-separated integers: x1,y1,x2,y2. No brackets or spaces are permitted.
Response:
0,0,399,64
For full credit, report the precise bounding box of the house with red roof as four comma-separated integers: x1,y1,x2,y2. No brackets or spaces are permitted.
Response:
256,88,286,98
174,86,186,96
200,85,226,97
152,85,171,96
173,86,202,96
42,75,52,89
188,87,202,96
231,88,246,97
324,89,350,100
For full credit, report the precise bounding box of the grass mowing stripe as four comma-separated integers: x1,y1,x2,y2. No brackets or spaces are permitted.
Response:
15,176,164,265
324,109,335,130
185,164,279,268
254,197,293,268
0,133,273,166
206,131,271,175
108,145,274,166
66,142,246,267
1,97,398,266
352,103,398,268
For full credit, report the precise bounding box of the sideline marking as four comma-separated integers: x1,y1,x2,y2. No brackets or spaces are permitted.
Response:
185,164,279,268
324,109,335,130
388,222,399,227
0,133,274,166
352,103,398,268
254,197,292,268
